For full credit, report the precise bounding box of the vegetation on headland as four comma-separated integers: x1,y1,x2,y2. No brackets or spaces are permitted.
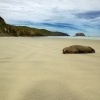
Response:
0,17,69,37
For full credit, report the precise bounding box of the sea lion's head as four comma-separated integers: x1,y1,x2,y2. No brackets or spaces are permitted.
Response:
62,48,69,54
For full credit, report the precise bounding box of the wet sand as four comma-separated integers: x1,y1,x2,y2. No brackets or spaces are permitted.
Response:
0,37,100,100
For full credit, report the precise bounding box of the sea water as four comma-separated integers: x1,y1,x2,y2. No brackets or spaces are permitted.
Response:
46,36,100,40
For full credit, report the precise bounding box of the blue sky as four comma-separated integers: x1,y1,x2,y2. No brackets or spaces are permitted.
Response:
0,0,100,36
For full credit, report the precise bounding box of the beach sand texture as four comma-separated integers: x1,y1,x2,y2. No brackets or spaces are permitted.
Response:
0,37,100,100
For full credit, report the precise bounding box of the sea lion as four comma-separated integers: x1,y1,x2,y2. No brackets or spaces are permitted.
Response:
63,45,95,54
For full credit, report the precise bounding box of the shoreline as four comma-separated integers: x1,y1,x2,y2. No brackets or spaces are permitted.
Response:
1,36,100,40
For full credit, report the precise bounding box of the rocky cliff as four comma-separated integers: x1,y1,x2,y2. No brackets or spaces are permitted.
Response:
0,17,69,36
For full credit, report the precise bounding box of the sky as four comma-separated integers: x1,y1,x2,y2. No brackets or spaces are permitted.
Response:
0,0,100,36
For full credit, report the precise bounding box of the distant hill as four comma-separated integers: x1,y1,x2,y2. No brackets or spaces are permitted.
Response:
0,17,69,37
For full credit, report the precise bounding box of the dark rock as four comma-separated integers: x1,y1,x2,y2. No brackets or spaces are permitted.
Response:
0,16,6,24
62,45,95,54
75,33,85,36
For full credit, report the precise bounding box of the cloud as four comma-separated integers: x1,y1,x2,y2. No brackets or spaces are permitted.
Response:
75,10,100,19
40,22,85,31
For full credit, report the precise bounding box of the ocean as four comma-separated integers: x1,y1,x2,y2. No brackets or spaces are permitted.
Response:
45,36,100,40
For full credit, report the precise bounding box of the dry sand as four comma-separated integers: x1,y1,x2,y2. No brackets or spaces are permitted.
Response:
0,37,100,100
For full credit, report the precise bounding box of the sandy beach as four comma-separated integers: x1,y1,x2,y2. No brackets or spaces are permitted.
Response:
0,37,100,100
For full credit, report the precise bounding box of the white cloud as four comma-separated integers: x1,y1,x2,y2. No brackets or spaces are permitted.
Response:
0,0,100,21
